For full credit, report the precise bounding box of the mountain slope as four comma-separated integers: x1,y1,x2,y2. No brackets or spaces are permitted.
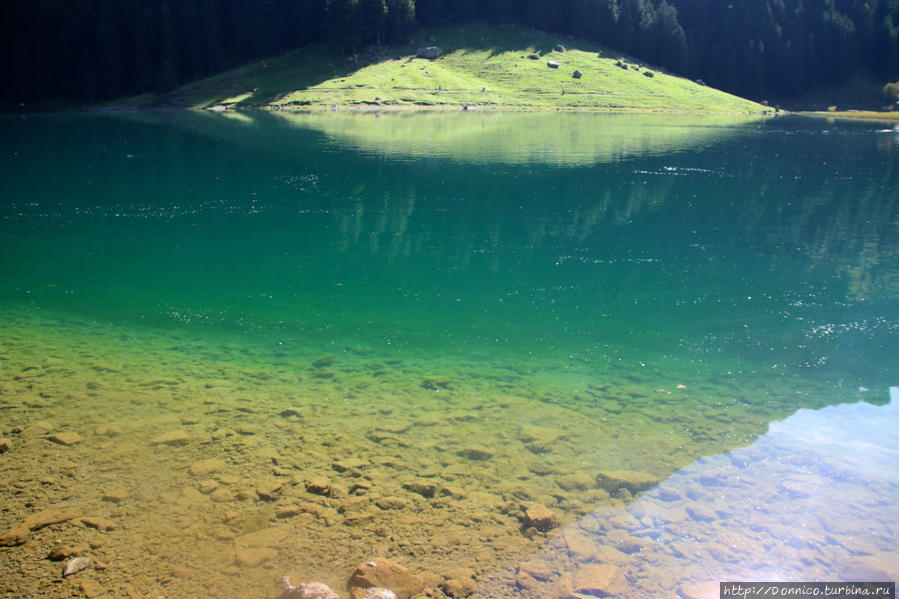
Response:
115,23,770,113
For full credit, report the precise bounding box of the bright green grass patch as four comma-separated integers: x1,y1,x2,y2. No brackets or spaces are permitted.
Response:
115,22,770,113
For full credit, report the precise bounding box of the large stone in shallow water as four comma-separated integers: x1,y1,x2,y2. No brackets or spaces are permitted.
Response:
189,458,225,477
347,558,423,599
522,503,559,531
235,547,277,567
0,527,27,546
403,480,437,498
557,472,594,491
572,563,627,596
23,505,82,531
595,470,660,494
442,577,477,598
48,432,83,446
563,528,599,559
151,430,191,446
457,446,492,461
421,376,452,390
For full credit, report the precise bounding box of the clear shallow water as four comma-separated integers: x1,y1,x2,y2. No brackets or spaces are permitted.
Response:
0,112,897,598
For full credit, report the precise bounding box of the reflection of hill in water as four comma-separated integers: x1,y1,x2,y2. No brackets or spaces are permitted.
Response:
271,110,765,165
100,111,898,305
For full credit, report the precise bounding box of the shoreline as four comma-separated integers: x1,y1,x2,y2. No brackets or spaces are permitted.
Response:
83,101,779,116
797,109,899,124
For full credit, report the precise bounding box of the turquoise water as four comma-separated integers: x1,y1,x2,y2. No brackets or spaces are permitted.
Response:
3,113,896,385
1,111,897,597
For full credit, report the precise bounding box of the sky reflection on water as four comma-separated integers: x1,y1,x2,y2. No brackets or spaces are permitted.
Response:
482,387,899,598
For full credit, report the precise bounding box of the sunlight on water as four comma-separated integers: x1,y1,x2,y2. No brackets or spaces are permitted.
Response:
0,113,896,598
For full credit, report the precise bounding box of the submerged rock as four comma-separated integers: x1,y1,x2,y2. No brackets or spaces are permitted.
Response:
279,577,339,599
305,477,331,496
442,578,477,598
347,558,423,599
421,376,452,390
235,547,277,567
256,479,284,501
572,563,627,596
595,470,660,494
312,354,337,368
81,517,115,531
151,430,191,446
48,543,90,561
47,432,83,446
63,557,91,577
189,458,225,477
557,472,594,491
522,503,559,531
279,407,304,419
457,446,492,461
0,527,27,546
362,589,396,599
23,504,82,531
101,487,128,503
403,480,437,498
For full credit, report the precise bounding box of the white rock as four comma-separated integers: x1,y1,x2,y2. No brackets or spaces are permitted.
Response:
63,556,90,577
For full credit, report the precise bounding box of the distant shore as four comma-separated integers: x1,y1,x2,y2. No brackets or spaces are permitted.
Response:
798,110,899,123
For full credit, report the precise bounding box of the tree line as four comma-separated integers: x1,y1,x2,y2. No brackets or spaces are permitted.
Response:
3,0,898,108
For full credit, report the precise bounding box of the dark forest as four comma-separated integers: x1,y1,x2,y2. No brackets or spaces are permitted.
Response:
4,0,899,107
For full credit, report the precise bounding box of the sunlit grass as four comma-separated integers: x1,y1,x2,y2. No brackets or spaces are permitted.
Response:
115,22,771,113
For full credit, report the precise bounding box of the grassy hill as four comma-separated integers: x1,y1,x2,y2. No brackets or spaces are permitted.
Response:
113,22,770,113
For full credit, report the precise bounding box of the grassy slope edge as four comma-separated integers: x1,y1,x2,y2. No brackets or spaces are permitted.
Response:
111,23,771,113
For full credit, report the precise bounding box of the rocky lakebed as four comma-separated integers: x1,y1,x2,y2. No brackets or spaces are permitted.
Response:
1,308,896,598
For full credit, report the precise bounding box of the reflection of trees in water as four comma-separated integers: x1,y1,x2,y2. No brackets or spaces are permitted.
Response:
333,185,417,263
327,148,898,303
734,146,899,302
328,167,676,260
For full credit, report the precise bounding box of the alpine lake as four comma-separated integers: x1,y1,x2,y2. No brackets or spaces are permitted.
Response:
1,110,897,599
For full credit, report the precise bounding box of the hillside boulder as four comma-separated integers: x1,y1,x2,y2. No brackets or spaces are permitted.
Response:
417,47,440,59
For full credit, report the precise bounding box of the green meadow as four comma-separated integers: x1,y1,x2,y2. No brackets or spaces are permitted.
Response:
114,22,770,113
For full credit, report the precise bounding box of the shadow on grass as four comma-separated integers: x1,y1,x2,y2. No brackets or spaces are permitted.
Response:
173,22,600,108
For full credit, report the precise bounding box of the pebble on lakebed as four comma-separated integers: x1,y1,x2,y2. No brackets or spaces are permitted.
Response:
279,576,397,599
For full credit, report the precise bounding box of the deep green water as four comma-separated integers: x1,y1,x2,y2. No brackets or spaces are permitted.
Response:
2,112,896,390
1,111,898,596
